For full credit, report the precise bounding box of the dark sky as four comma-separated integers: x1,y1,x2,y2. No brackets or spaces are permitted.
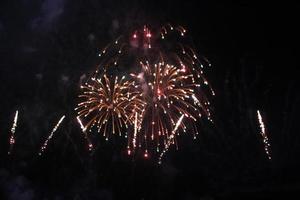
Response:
0,1,299,199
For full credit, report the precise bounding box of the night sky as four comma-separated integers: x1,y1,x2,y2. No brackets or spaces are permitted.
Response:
0,1,299,199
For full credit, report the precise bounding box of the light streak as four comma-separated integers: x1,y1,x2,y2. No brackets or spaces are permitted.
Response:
8,110,18,155
257,110,271,160
38,115,65,156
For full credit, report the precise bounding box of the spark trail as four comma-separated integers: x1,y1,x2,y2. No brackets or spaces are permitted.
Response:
38,115,65,156
8,110,18,155
158,114,185,164
257,110,271,160
77,116,93,152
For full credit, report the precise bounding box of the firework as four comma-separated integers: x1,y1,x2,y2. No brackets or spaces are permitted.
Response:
128,60,211,155
76,74,144,139
8,110,18,155
77,116,93,152
83,24,214,157
257,110,271,160
38,115,65,156
133,112,138,149
158,114,184,164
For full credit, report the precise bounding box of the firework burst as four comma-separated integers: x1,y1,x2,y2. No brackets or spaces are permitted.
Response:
79,24,214,159
75,73,144,139
129,60,212,155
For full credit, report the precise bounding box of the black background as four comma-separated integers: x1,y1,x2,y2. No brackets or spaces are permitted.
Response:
0,0,299,199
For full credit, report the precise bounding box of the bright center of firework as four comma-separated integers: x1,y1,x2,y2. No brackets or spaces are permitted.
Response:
157,88,161,95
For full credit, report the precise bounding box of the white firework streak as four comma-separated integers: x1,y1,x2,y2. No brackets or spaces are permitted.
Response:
192,94,200,106
76,116,93,151
38,115,65,156
158,114,184,164
257,110,271,160
8,110,18,155
133,111,138,149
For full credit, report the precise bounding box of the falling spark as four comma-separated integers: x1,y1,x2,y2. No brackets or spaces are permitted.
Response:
257,110,271,160
77,116,93,152
38,115,65,156
8,110,18,155
174,115,185,132
133,111,138,149
158,114,184,164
